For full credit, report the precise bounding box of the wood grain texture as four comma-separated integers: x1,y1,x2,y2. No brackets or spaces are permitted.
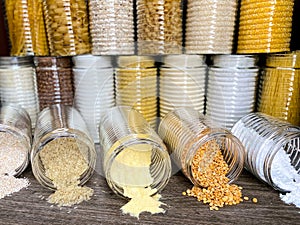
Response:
0,168,299,225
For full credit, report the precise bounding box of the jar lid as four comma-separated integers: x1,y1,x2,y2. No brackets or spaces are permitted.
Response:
163,55,205,68
266,51,300,69
72,54,112,68
0,56,33,66
117,56,154,68
34,57,72,68
212,54,258,68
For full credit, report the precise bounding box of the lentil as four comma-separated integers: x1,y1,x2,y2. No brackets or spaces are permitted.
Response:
252,198,258,203
39,137,93,207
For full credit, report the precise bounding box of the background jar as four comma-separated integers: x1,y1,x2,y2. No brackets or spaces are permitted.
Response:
31,104,96,190
231,112,300,192
0,56,39,129
99,106,171,198
0,104,32,176
34,57,74,111
158,107,245,186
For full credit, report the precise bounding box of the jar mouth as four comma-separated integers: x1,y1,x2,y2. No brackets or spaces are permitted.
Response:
31,130,96,190
184,128,245,187
104,136,171,199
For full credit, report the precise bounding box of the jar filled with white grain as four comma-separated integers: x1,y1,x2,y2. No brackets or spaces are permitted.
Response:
158,107,245,186
31,104,96,190
0,104,32,176
99,106,171,198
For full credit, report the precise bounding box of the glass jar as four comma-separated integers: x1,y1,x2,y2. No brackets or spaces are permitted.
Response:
206,54,259,129
43,0,90,56
99,106,171,198
185,0,238,54
73,54,115,143
0,104,32,176
237,0,294,53
136,0,182,55
0,56,39,129
34,57,74,111
88,0,134,55
115,56,157,129
159,55,206,118
31,104,96,190
258,52,300,126
231,112,300,192
158,107,245,186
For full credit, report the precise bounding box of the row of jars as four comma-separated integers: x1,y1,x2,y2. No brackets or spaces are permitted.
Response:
3,104,299,201
0,53,299,139
0,0,295,56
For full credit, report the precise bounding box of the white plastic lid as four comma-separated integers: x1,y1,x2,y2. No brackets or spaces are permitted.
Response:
163,55,205,68
72,54,112,68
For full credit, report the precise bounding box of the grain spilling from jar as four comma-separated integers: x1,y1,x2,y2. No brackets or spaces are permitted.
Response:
185,142,243,210
39,137,93,207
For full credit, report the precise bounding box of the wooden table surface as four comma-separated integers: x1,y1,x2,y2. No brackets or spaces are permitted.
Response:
0,167,299,225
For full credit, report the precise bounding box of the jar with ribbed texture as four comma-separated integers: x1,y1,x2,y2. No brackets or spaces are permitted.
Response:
43,0,90,56
31,104,96,189
4,0,49,56
237,0,294,53
116,56,157,129
231,113,300,192
0,105,32,176
206,55,259,129
158,108,245,186
0,56,39,128
159,55,206,118
137,0,182,55
99,106,171,198
258,52,300,126
185,0,238,54
89,0,134,55
34,57,74,111
73,55,115,143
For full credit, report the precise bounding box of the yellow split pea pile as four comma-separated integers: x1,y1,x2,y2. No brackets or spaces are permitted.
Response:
183,142,243,210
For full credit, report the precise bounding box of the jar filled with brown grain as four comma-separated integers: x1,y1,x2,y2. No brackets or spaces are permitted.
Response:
34,57,74,111
31,104,96,190
43,0,90,56
158,107,245,186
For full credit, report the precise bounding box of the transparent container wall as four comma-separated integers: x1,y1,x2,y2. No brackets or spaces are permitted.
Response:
137,0,182,55
185,0,238,54
0,56,39,129
89,0,134,55
99,106,171,198
43,0,90,56
237,0,294,53
34,57,74,111
0,105,32,176
258,52,300,126
159,55,206,118
73,55,115,143
158,107,245,185
31,104,96,189
231,113,300,192
116,56,157,129
206,54,259,129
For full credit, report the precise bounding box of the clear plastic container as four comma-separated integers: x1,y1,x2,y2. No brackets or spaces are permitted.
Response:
34,57,74,111
99,106,171,198
158,107,245,186
0,104,32,176
0,56,39,129
73,55,115,143
31,104,96,190
231,112,300,192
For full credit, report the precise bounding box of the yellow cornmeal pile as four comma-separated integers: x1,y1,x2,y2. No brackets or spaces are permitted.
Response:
40,137,93,207
184,142,243,210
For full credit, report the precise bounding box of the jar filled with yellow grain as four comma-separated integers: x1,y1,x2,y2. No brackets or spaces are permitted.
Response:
136,0,183,55
99,106,171,198
115,56,158,129
158,107,245,186
31,104,96,190
258,51,300,126
0,104,32,176
43,0,90,56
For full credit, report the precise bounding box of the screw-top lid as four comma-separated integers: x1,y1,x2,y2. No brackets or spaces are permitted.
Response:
117,56,155,68
72,54,112,68
163,55,205,68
